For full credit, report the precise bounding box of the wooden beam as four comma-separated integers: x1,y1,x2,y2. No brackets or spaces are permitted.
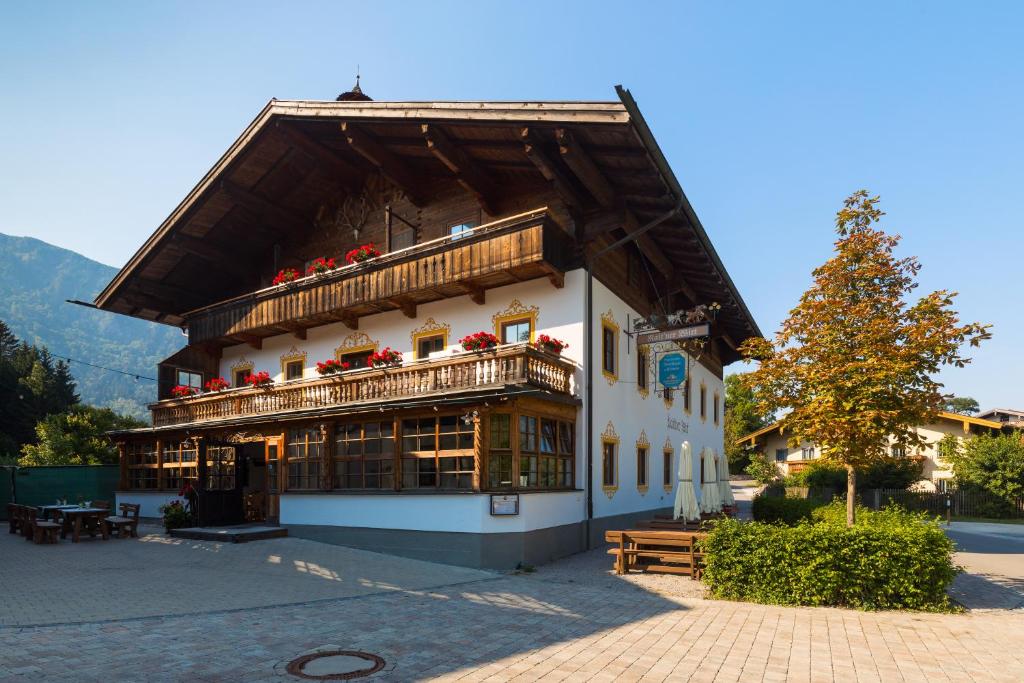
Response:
389,297,417,319
340,122,427,206
238,334,262,350
284,324,307,341
421,124,498,214
663,277,698,306
221,181,308,231
577,209,623,242
520,127,586,211
339,311,359,330
459,280,486,305
556,128,616,207
543,266,565,289
135,278,205,304
274,122,360,189
622,209,673,279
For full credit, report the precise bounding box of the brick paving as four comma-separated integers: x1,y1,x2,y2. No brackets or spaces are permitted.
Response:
2,524,1023,682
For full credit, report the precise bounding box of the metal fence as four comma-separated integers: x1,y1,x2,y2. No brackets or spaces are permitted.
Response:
867,487,1024,519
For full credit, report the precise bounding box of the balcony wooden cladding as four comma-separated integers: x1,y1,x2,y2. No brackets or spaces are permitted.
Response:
150,345,574,428
185,209,569,345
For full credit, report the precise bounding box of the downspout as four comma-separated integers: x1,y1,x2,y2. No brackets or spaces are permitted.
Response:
584,199,684,549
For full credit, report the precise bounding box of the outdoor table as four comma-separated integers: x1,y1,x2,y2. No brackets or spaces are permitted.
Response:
38,504,80,522
57,507,108,542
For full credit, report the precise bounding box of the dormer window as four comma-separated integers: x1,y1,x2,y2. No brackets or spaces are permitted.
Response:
448,220,477,240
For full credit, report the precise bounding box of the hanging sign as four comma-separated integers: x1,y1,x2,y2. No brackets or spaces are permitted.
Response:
637,323,711,346
658,353,686,388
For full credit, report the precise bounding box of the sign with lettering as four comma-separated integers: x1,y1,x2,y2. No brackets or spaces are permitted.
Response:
667,416,689,433
490,494,520,516
638,323,711,346
658,353,687,388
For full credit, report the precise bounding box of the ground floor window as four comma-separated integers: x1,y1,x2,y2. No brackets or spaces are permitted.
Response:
162,441,198,491
334,420,395,489
126,442,158,489
402,415,475,489
488,414,513,488
206,445,236,491
287,428,323,490
663,448,673,489
602,441,617,488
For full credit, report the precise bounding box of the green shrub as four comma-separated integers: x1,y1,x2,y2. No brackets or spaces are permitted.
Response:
745,451,780,485
751,494,828,525
784,459,923,492
158,500,191,531
702,500,958,611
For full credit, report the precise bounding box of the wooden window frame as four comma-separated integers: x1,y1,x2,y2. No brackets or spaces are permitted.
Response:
636,348,649,398
334,420,397,490
699,381,707,422
287,427,324,490
683,377,691,415
413,331,447,360
280,347,307,382
401,415,476,490
231,360,254,389
125,441,159,490
663,446,674,492
713,391,720,425
636,445,649,493
498,317,534,345
176,369,203,390
161,440,198,492
600,312,620,384
487,412,514,489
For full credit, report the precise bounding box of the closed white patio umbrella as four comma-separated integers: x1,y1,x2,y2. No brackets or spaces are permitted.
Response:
700,446,722,514
673,440,700,521
717,450,736,507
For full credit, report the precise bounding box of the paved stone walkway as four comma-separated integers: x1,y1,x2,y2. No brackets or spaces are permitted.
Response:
3,526,1024,682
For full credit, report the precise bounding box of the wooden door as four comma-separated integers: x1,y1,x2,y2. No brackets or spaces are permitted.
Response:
265,436,283,522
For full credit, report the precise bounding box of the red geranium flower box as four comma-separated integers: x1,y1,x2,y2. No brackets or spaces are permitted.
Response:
204,377,230,392
459,331,500,351
534,334,568,355
244,371,273,388
272,268,301,286
345,243,381,265
307,257,338,276
170,385,198,398
368,347,403,368
315,359,350,375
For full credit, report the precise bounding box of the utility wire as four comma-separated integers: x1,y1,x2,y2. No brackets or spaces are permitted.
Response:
47,353,159,383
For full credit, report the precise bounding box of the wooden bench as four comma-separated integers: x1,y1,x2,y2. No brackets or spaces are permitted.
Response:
18,506,61,544
7,503,20,534
605,529,706,578
102,503,140,539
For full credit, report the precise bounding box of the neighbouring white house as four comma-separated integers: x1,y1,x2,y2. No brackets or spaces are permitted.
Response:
976,408,1024,430
93,83,760,568
737,411,1002,490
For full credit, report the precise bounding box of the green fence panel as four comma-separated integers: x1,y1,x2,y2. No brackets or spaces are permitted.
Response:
1,466,120,518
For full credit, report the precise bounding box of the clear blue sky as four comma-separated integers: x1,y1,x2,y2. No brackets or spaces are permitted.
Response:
2,1,1020,409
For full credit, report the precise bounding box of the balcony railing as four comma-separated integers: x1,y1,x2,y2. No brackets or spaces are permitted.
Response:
185,207,570,345
150,345,575,428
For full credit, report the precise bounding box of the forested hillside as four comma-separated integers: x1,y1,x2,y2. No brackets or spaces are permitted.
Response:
0,233,181,418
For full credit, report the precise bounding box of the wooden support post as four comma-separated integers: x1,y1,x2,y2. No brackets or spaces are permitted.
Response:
472,411,485,491
117,442,128,490
393,415,402,492
155,439,164,491
319,423,334,491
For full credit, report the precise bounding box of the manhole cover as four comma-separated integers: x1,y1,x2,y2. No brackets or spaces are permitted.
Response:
286,650,385,680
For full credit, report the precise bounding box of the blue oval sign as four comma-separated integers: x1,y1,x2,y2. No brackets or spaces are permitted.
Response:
658,353,686,388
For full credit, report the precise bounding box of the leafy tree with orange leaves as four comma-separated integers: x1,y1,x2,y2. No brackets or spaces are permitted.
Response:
740,191,990,526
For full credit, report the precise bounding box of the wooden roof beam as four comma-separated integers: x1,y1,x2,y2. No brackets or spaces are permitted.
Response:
622,209,673,279
221,181,308,231
421,124,498,214
340,122,428,206
274,122,361,190
135,278,205,305
520,127,586,211
556,128,616,207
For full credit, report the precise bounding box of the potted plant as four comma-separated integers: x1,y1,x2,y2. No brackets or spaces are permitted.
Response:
307,257,338,277
459,331,500,352
158,500,191,531
170,384,198,398
272,268,301,285
368,347,403,368
345,242,381,265
244,371,274,389
315,359,350,376
204,377,230,392
534,334,568,355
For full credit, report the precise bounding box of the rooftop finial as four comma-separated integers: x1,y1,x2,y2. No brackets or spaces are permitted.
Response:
337,67,372,102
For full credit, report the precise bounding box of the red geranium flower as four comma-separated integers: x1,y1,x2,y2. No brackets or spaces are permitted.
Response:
459,331,500,351
272,268,301,285
170,384,198,398
534,334,568,354
345,243,381,265
307,257,338,276
368,347,403,367
244,371,273,388
204,377,230,392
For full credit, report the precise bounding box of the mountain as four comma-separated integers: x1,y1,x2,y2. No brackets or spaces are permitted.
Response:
0,233,181,420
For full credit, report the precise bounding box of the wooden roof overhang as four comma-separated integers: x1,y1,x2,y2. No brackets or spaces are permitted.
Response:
94,90,761,361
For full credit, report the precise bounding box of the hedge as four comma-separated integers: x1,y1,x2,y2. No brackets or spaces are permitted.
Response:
751,494,828,525
701,501,958,611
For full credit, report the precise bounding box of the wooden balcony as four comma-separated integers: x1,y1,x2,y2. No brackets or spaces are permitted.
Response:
150,345,575,428
185,208,571,345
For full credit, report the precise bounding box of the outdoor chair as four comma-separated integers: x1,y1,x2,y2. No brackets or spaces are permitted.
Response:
102,503,141,539
7,503,20,534
20,506,60,544
92,500,111,510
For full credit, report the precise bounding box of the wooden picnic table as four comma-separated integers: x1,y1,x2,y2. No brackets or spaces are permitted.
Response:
38,504,81,522
604,529,707,578
57,507,109,542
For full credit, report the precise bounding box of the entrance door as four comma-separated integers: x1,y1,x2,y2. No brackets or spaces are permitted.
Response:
265,436,283,523
197,442,244,526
